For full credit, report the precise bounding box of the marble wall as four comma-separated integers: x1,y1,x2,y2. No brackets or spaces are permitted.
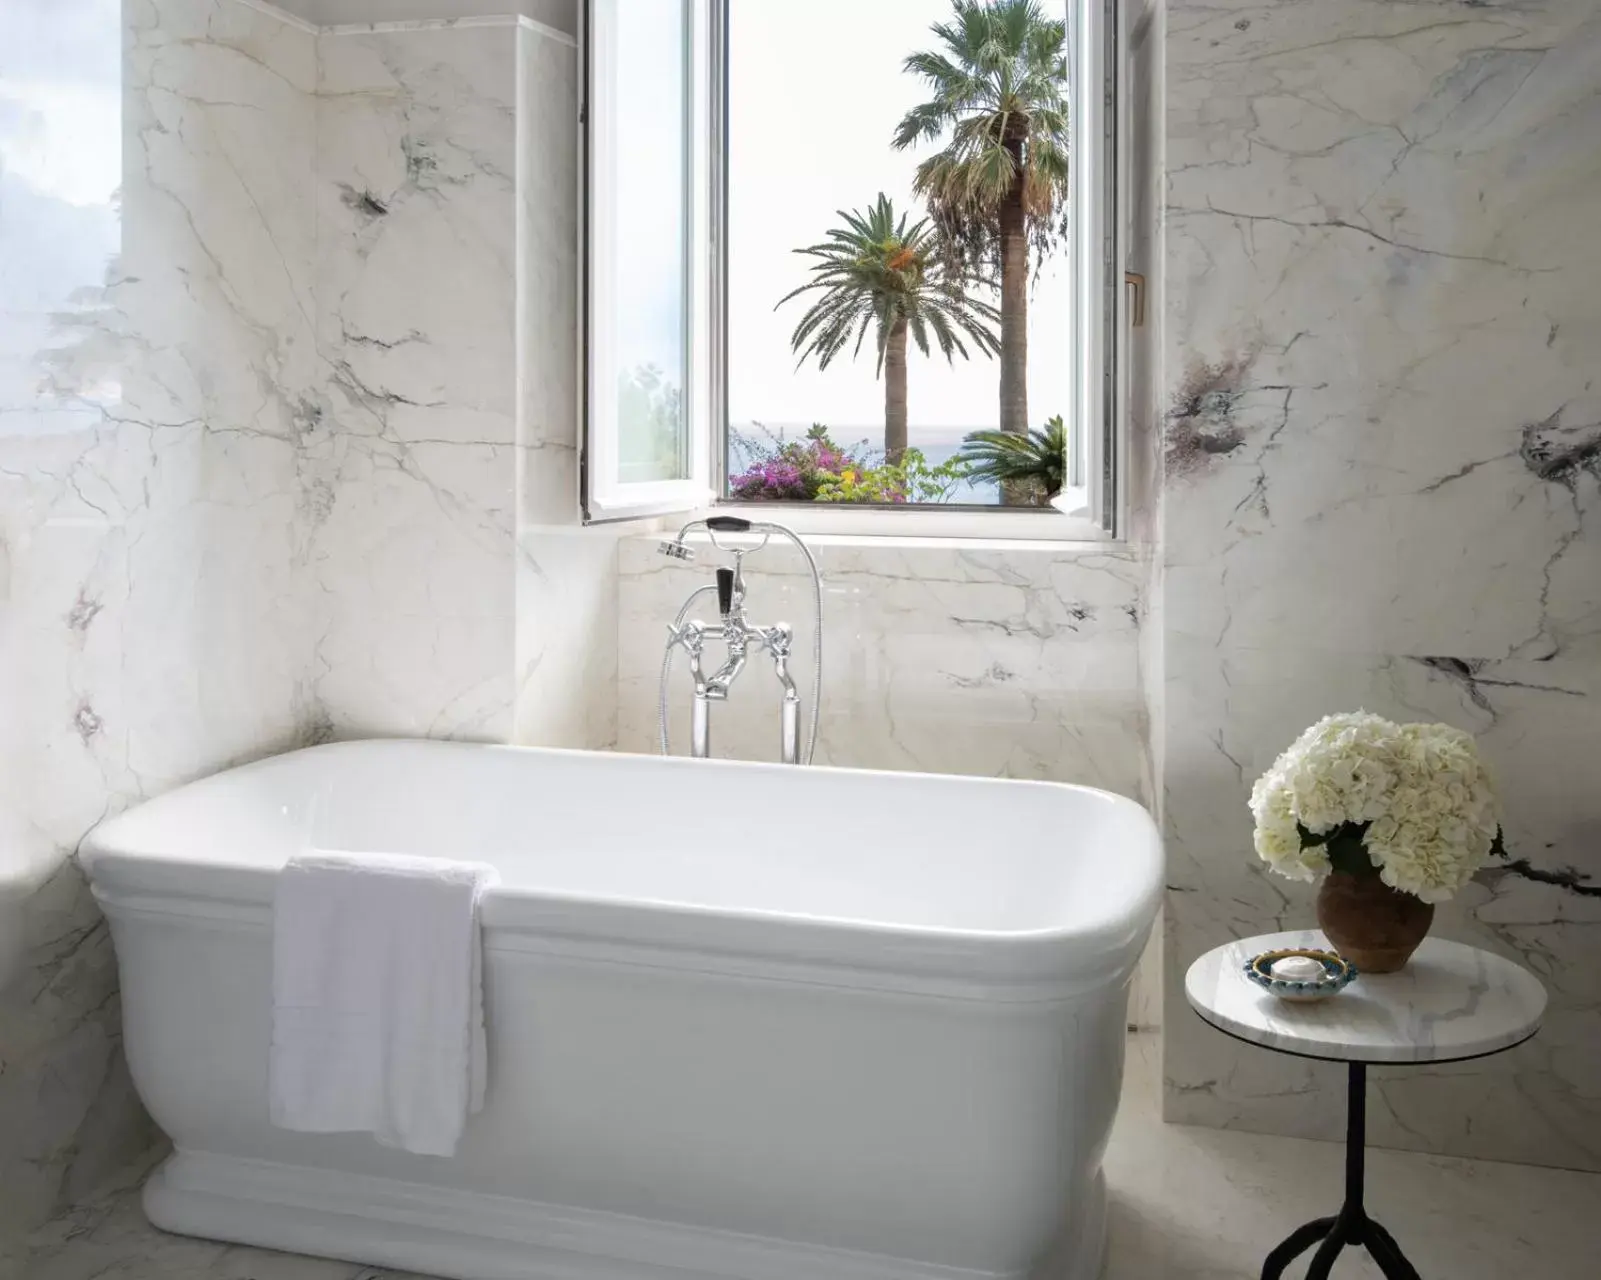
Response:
309,21,526,740
303,8,605,748
1,0,598,1233
0,0,320,1233
617,538,1148,793
1160,0,1601,1171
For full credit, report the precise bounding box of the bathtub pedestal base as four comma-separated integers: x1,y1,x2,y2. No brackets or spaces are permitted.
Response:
144,1150,1107,1280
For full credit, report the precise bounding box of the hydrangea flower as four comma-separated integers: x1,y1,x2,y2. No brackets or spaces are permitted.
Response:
1249,712,1501,902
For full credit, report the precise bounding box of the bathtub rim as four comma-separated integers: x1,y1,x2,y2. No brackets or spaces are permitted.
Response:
82,740,1162,1004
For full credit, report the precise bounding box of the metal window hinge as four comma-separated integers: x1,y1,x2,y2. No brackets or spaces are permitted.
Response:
1124,271,1146,328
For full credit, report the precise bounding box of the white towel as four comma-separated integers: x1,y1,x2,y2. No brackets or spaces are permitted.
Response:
269,850,497,1157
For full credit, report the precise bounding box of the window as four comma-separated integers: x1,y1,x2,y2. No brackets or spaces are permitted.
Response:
584,0,1121,532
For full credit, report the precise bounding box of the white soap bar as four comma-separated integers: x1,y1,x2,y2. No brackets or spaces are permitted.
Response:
1269,955,1326,983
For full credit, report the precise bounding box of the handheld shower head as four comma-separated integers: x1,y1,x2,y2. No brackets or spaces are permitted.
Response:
656,513,780,564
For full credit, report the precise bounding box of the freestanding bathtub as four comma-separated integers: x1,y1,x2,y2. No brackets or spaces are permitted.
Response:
82,740,1162,1280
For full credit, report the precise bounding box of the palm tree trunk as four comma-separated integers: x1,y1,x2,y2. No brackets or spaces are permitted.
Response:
884,317,909,466
998,175,1029,435
998,154,1029,505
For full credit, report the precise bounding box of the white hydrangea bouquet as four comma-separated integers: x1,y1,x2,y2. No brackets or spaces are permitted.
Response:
1250,712,1502,902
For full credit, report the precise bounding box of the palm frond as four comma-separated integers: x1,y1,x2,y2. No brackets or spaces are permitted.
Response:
956,416,1068,495
776,192,999,381
893,0,1071,274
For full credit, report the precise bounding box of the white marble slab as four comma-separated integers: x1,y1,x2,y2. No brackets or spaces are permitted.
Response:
615,536,1150,798
1159,0,1601,1169
1186,931,1546,1066
1,0,320,1234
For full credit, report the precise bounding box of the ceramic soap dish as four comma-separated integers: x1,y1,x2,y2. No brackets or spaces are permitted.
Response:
1243,948,1357,1003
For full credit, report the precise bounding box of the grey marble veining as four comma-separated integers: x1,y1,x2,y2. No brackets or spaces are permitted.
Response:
305,9,604,748
307,19,524,741
616,537,1150,799
1159,0,1601,1170
2,0,322,1234
2,0,596,1235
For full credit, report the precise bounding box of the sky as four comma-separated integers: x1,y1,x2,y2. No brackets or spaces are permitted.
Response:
0,0,121,430
727,0,1073,443
608,0,687,404
0,0,121,209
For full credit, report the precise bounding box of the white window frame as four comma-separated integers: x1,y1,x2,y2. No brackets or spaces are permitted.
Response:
582,0,716,521
583,0,1123,539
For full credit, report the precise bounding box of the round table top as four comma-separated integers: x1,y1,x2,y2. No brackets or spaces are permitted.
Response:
1184,930,1547,1064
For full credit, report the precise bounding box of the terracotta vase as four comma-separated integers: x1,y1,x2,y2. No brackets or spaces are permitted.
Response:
1316,871,1434,973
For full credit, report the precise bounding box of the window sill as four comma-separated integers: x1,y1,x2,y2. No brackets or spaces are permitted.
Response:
695,502,1112,546
625,527,1137,572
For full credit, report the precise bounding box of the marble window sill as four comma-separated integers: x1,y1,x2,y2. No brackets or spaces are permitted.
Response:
686,504,1116,546
627,528,1138,560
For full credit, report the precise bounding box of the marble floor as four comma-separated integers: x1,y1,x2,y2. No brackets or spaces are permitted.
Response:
10,1033,1599,1280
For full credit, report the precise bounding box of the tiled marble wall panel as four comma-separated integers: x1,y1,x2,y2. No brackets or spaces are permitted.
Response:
308,22,523,740
305,15,607,747
617,539,1148,797
514,23,621,751
120,0,318,773
1160,0,1601,1170
0,0,317,1233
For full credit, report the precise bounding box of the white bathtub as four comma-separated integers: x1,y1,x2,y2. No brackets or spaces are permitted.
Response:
82,740,1162,1280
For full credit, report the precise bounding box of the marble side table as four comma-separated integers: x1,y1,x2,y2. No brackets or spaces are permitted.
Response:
1185,930,1547,1280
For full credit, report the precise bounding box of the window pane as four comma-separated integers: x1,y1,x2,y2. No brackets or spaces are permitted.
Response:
725,0,1075,508
608,0,688,485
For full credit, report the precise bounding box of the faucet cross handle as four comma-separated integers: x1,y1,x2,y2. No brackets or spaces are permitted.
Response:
764,622,793,657
666,618,704,654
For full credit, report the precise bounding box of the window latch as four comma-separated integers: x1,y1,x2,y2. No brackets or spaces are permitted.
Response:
1124,272,1146,328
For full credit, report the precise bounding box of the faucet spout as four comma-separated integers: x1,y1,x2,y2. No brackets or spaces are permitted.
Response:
705,631,748,699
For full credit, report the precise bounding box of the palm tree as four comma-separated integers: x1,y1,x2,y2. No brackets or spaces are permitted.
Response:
777,193,999,463
893,0,1070,452
957,414,1067,506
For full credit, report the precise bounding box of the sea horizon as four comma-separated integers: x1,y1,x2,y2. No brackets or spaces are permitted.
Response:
731,421,995,450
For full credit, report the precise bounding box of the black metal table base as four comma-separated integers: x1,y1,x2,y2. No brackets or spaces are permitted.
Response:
1261,1063,1422,1279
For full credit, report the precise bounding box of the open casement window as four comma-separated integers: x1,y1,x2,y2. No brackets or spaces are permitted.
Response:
1065,0,1124,535
582,0,717,522
583,0,1122,534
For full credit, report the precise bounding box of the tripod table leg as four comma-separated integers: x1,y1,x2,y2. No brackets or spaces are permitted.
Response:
1364,1219,1423,1280
1259,1217,1336,1279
